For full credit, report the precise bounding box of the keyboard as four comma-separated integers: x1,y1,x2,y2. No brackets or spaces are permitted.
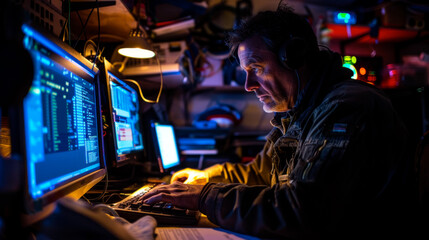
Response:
111,183,201,225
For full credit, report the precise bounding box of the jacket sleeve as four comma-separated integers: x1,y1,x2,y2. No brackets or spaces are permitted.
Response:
202,137,274,186
198,83,417,238
199,182,308,239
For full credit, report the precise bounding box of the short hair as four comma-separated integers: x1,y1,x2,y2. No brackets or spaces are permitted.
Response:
226,5,319,61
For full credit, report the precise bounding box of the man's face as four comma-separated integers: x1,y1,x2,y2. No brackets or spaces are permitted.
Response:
238,36,298,113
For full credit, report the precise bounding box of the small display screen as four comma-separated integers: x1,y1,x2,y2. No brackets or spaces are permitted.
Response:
153,122,180,170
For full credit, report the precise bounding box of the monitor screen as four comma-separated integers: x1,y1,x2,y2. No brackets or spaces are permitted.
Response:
20,24,105,213
100,60,144,168
151,122,180,172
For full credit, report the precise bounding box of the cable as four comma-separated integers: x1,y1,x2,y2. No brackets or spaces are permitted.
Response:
102,193,125,203
59,17,68,42
123,54,163,103
92,204,120,217
73,8,95,49
85,170,109,202
68,0,71,45
115,57,129,73
91,0,101,71
102,165,136,183
136,0,141,30
318,44,332,51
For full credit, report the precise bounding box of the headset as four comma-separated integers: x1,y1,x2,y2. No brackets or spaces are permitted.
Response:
277,35,310,98
278,35,308,71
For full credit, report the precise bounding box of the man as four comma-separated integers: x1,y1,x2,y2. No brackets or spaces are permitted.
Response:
142,6,418,239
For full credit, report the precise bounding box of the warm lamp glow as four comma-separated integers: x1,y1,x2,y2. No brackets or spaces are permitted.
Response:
118,29,155,59
118,47,155,59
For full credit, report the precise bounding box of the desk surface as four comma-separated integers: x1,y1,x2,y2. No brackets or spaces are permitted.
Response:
155,227,260,240
155,215,260,240
33,198,259,240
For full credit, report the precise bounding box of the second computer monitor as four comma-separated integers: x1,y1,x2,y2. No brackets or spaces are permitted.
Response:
100,60,144,168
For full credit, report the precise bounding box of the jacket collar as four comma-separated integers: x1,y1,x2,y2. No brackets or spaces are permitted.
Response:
270,49,353,133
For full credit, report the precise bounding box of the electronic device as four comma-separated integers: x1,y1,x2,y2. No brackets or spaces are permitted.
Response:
111,182,200,225
342,55,383,85
99,59,144,168
327,11,357,25
278,36,308,70
150,122,181,173
21,0,66,37
109,123,200,226
17,23,106,215
111,41,187,85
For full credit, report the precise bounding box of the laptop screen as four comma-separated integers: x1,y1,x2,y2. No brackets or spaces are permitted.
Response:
151,122,180,172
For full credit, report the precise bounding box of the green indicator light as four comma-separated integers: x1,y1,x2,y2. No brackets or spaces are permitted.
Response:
343,63,357,79
344,56,351,63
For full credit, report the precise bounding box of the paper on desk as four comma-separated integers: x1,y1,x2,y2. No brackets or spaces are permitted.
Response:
124,215,157,240
155,227,260,240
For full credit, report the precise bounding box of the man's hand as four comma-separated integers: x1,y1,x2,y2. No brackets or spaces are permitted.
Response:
170,168,208,185
141,182,204,210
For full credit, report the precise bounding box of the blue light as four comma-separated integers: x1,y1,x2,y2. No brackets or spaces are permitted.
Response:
22,24,101,200
22,24,95,78
334,11,357,25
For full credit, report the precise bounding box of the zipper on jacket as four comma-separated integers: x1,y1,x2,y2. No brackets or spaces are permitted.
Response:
302,139,327,180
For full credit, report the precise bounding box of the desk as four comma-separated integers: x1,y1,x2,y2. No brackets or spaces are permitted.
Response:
155,215,260,240
155,227,260,240
31,198,260,240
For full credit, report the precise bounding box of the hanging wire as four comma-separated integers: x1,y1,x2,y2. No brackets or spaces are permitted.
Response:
84,171,109,202
136,0,141,30
115,0,163,103
73,8,95,49
115,57,129,73
59,17,69,42
123,55,163,103
68,0,71,45
91,0,101,71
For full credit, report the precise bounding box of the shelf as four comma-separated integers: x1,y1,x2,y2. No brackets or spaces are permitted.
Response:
68,0,116,11
191,86,247,94
70,0,138,42
326,23,429,43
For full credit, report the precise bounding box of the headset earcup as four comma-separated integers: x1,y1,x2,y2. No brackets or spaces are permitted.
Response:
278,37,307,70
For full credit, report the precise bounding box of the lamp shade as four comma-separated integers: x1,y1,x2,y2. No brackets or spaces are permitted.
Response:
118,29,155,59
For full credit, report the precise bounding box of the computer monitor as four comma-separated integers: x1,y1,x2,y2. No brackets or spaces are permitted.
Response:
151,122,181,173
18,23,106,214
99,60,144,168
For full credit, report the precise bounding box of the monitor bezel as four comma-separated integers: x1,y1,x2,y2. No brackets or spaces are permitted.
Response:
18,23,107,214
99,59,144,168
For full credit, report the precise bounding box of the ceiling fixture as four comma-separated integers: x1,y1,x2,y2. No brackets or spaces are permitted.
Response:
117,0,155,59
118,29,155,58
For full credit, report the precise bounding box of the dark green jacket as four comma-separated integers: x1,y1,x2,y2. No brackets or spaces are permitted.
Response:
198,50,418,239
